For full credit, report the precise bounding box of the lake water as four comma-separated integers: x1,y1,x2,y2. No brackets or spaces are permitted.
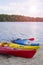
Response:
0,22,43,44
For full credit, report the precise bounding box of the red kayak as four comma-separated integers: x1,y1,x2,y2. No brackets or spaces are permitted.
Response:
0,46,36,58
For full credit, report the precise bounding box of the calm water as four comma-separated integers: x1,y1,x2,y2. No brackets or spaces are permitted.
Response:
0,22,43,43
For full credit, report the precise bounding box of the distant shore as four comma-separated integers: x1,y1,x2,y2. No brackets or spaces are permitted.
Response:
0,14,43,22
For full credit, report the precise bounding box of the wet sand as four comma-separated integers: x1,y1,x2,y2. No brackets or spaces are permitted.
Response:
0,44,43,65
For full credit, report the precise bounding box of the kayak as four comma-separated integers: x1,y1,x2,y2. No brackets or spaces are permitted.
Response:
0,42,40,58
11,39,28,45
11,39,39,46
8,42,40,50
0,42,40,50
0,46,36,58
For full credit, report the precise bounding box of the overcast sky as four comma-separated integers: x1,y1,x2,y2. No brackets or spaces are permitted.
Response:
0,0,43,17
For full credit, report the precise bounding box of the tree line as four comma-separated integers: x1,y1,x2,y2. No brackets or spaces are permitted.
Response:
0,14,43,22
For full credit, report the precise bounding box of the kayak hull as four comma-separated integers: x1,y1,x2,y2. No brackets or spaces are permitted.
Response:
0,46,36,58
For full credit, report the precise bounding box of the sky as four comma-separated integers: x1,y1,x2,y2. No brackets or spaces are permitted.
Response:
0,0,43,17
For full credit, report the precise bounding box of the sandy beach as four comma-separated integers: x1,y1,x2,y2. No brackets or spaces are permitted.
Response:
0,44,43,65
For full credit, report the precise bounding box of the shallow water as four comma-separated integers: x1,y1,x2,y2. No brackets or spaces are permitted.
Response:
0,22,43,43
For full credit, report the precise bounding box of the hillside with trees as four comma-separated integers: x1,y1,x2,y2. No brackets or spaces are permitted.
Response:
0,14,43,22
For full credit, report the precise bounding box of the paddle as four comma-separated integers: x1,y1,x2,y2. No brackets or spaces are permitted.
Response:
28,38,35,41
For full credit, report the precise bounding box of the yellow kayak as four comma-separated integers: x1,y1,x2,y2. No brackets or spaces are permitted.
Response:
0,42,40,50
8,42,40,50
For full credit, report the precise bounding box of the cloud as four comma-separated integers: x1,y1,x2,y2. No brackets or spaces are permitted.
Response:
0,1,30,15
0,0,43,17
